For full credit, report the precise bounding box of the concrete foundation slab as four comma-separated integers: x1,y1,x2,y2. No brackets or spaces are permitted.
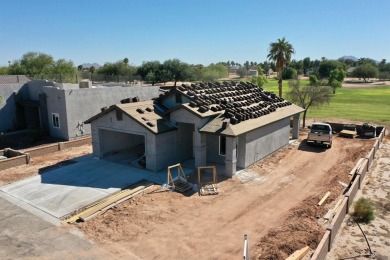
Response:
0,155,195,219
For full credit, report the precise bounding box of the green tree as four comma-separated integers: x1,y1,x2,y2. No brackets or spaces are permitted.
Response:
201,64,228,82
351,63,379,82
163,59,191,86
0,66,8,75
77,65,83,71
303,57,311,75
89,66,96,75
267,37,295,97
137,61,162,85
250,65,267,87
123,58,129,65
282,67,297,80
97,60,136,76
328,68,346,94
309,75,319,86
287,79,332,128
145,71,157,84
318,60,345,79
379,71,390,81
8,52,54,75
52,59,76,75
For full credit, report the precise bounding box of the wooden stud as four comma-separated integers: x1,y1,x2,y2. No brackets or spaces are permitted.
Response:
318,191,331,206
286,246,310,260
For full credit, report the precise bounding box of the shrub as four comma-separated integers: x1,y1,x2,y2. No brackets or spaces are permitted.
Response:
353,197,375,223
282,68,297,80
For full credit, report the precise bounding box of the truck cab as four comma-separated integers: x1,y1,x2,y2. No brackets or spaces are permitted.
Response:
307,123,333,148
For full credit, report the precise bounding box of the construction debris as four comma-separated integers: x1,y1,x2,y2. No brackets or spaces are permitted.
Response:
318,191,331,206
286,246,310,260
323,198,343,223
197,166,218,196
339,124,357,138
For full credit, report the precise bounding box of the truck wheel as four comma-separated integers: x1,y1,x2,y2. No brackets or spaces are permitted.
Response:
328,142,332,148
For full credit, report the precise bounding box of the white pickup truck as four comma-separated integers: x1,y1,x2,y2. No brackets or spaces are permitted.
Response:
307,123,333,148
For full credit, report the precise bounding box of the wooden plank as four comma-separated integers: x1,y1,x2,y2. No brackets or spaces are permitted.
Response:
63,183,152,223
333,198,343,212
349,158,364,175
286,246,310,260
318,191,330,206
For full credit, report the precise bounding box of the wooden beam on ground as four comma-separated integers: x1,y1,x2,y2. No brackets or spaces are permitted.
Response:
318,191,331,206
63,182,152,223
286,246,310,260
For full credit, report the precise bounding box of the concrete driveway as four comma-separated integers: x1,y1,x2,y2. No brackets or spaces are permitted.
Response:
0,155,194,219
0,196,115,259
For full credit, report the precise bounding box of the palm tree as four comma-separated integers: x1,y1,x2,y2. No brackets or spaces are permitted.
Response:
267,37,295,97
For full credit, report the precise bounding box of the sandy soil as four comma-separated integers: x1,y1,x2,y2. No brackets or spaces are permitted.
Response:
0,144,92,186
342,77,390,89
73,134,374,259
326,136,390,260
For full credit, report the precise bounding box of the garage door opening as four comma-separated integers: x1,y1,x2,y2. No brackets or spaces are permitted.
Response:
100,129,146,167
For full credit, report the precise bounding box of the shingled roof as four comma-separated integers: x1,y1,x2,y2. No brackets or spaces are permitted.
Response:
85,101,177,134
161,81,300,118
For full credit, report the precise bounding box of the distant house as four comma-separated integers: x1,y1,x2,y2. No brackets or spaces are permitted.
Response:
85,81,303,176
247,69,258,77
0,78,160,140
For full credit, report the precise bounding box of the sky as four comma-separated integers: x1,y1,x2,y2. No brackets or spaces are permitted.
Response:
1,0,390,67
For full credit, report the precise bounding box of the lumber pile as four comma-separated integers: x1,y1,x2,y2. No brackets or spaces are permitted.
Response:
63,180,153,223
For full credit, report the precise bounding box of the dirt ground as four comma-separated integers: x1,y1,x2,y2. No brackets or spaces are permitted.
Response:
326,136,390,260
342,77,390,89
0,144,92,186
70,132,374,259
0,135,379,259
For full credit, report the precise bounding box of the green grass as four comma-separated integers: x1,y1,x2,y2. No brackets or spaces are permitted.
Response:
262,78,390,125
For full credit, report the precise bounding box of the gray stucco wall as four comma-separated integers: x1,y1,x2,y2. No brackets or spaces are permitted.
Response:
161,92,192,109
243,118,290,167
170,108,211,130
43,87,68,140
153,130,179,170
178,123,194,161
0,83,27,131
90,109,179,172
44,86,160,140
26,80,56,100
206,134,225,164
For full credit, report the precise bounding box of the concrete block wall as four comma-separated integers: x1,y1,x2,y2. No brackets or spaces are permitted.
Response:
311,126,386,260
62,137,91,149
0,137,92,171
44,85,160,140
0,83,26,131
0,155,29,171
311,230,330,260
243,118,290,168
23,143,60,157
327,197,348,245
356,159,368,187
344,176,360,211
